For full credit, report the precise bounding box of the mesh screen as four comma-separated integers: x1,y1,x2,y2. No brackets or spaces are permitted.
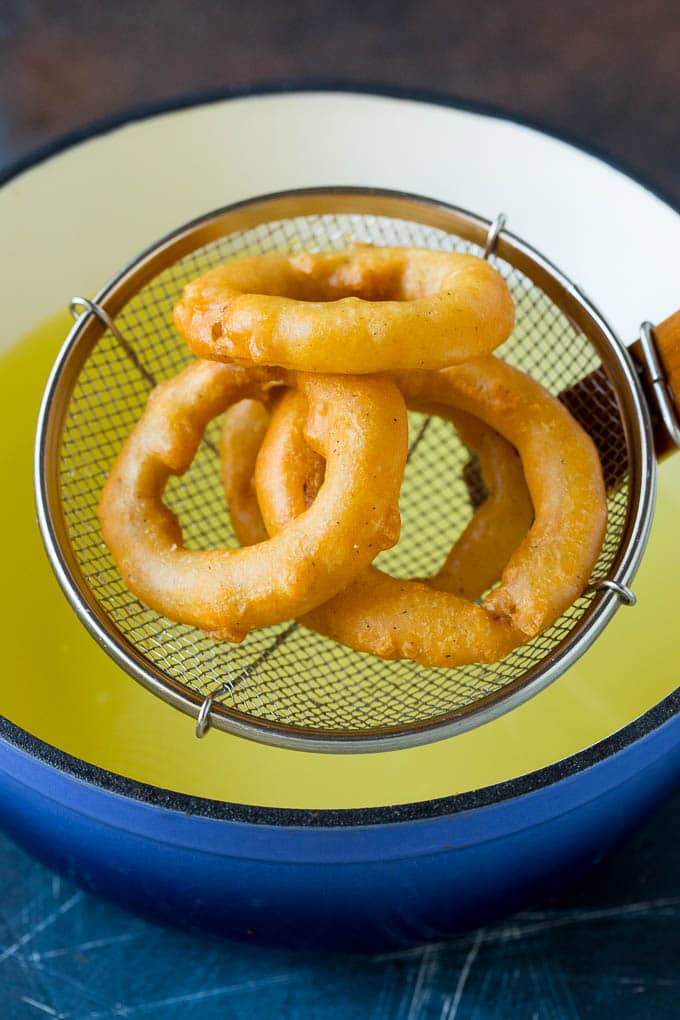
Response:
57,213,630,734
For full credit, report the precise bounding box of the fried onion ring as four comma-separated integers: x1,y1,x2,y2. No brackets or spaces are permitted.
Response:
99,361,407,642
228,357,605,666
223,396,533,606
220,395,326,546
219,399,270,547
174,244,515,374
397,359,607,636
243,394,534,603
423,407,534,601
222,391,526,666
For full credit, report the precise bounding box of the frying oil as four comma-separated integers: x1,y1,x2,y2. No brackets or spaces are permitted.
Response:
1,313,678,809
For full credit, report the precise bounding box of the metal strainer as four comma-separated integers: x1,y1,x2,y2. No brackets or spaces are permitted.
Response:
35,188,679,752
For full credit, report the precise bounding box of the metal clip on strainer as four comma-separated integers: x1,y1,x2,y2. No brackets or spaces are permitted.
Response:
35,188,680,752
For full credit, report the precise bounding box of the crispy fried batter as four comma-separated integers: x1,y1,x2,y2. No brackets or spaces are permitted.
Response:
424,406,534,601
224,357,606,665
398,358,608,637
99,361,407,642
221,387,528,666
174,245,514,374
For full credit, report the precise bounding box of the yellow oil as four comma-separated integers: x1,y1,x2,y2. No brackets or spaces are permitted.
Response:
1,312,679,809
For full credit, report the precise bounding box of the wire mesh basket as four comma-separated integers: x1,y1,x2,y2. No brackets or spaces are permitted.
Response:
35,188,655,751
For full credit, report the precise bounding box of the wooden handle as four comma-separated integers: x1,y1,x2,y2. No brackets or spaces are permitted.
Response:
629,310,680,460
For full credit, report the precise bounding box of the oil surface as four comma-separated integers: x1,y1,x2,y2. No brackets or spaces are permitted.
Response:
1,312,679,809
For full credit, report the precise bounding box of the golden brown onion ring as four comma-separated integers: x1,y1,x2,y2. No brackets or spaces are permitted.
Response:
245,395,533,603
220,395,325,546
397,358,607,636
220,399,270,547
99,361,407,642
243,358,606,665
223,391,525,666
174,244,515,374
424,406,534,601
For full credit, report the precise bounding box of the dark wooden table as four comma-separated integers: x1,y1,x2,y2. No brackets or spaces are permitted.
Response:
1,0,679,204
1,3,679,1016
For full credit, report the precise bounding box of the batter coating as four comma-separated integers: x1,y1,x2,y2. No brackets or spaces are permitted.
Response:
424,406,534,601
99,360,407,642
222,389,532,666
230,357,606,665
398,359,607,637
174,244,515,374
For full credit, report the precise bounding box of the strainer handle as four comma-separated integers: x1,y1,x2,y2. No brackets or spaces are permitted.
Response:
630,310,680,456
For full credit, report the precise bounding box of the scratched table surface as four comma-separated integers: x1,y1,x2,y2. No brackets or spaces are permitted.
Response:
0,788,679,1020
2,2,680,1017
